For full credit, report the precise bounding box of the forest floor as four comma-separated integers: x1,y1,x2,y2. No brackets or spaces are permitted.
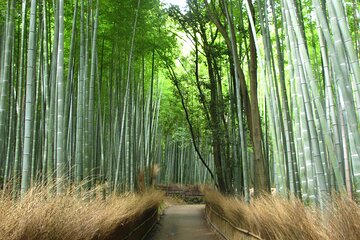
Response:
147,204,218,240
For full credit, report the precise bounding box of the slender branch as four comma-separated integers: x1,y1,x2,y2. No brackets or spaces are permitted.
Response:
164,61,217,186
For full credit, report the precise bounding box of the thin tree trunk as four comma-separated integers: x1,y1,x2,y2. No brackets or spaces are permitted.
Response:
0,0,15,160
21,0,37,197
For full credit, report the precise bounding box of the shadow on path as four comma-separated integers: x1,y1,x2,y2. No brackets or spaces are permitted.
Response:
146,205,218,240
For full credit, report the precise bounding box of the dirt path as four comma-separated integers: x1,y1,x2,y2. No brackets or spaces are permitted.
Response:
147,204,218,240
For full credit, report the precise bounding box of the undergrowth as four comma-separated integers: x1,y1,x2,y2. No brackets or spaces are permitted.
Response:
204,189,360,240
0,186,164,240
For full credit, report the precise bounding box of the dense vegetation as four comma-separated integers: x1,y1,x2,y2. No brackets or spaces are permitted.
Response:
0,0,360,212
0,187,163,239
205,188,360,239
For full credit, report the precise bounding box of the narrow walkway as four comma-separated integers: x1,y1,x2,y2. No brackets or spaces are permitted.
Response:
147,205,218,240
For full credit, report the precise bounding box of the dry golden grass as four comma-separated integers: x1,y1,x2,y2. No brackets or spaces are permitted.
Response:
204,189,360,240
0,186,164,240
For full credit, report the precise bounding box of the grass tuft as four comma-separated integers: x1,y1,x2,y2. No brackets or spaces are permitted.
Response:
204,189,360,240
0,186,164,240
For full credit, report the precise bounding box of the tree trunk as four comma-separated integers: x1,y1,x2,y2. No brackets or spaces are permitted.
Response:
21,0,37,197
247,0,270,195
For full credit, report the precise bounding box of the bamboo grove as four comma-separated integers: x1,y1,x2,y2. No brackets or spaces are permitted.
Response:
1,0,360,207
0,0,213,198
164,0,360,205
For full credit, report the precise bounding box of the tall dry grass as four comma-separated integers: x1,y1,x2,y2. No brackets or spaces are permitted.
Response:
204,189,360,240
0,186,164,240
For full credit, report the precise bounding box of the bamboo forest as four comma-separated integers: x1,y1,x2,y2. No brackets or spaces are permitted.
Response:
0,0,360,239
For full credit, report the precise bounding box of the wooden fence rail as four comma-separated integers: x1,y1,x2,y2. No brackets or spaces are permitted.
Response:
205,205,263,240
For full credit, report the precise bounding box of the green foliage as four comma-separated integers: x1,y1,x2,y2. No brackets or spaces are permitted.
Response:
0,1,6,21
158,72,187,137
2,0,359,202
